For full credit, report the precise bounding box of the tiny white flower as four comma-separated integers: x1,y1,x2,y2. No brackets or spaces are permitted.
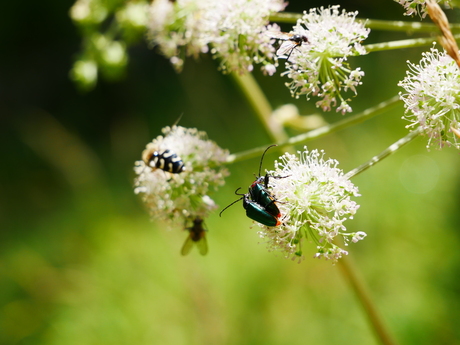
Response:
262,63,277,76
351,231,367,243
134,126,229,228
148,0,286,73
398,46,460,150
396,0,452,18
279,6,369,114
257,147,363,263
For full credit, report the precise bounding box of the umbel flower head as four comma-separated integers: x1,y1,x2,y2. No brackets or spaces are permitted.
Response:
279,6,369,114
257,147,364,263
396,0,452,18
399,46,460,150
148,0,286,74
134,126,229,228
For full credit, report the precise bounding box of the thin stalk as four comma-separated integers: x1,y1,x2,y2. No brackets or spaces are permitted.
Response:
230,72,289,144
364,33,460,53
361,19,460,33
227,95,401,164
364,36,437,53
345,127,422,179
269,12,460,33
338,255,399,345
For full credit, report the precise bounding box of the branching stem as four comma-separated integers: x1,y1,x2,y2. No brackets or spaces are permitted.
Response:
227,95,401,164
345,127,422,179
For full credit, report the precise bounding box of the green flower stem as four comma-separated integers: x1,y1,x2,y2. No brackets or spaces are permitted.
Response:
269,12,460,33
345,127,423,179
227,95,401,164
230,72,289,144
338,255,399,345
361,19,460,33
364,36,438,53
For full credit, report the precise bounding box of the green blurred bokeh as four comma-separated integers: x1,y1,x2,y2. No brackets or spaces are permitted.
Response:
1,1,460,344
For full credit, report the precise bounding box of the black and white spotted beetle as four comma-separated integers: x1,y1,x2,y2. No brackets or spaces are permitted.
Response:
142,146,185,174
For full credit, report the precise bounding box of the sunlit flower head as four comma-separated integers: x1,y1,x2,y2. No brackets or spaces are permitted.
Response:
279,6,369,114
148,0,286,74
398,47,460,150
396,0,452,18
257,147,363,263
134,126,229,228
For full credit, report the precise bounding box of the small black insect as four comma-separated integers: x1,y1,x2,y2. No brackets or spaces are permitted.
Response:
142,148,185,174
266,31,308,61
181,217,208,256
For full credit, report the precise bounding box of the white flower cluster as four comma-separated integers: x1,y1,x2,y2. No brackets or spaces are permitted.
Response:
257,147,363,262
396,0,452,17
148,0,286,74
280,6,369,114
399,47,460,150
134,126,229,228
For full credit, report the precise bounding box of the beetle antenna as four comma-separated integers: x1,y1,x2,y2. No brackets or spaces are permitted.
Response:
234,187,245,196
219,188,245,217
258,144,277,177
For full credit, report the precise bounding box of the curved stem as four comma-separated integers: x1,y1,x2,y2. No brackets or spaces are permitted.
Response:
338,256,399,345
345,127,422,179
362,18,460,33
364,36,437,53
364,33,460,53
230,72,289,144
227,95,401,164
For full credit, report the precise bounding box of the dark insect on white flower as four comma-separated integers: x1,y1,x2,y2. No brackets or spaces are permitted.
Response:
181,217,208,256
266,31,308,60
142,148,185,174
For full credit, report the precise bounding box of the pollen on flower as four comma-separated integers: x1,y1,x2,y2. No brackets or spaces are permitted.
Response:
148,0,286,74
279,6,369,114
398,46,460,150
255,147,363,263
134,125,229,228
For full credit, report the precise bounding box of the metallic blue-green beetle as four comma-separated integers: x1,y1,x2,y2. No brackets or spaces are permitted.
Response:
219,145,281,227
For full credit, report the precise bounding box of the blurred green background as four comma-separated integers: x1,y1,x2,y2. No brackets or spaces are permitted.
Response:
1,0,460,344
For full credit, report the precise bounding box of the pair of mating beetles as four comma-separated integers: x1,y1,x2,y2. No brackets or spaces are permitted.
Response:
143,144,283,254
218,144,282,227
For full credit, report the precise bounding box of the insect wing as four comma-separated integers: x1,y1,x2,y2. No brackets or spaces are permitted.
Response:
243,194,280,227
181,235,194,256
245,200,280,227
276,41,298,58
196,235,208,256
180,233,208,256
249,180,281,218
